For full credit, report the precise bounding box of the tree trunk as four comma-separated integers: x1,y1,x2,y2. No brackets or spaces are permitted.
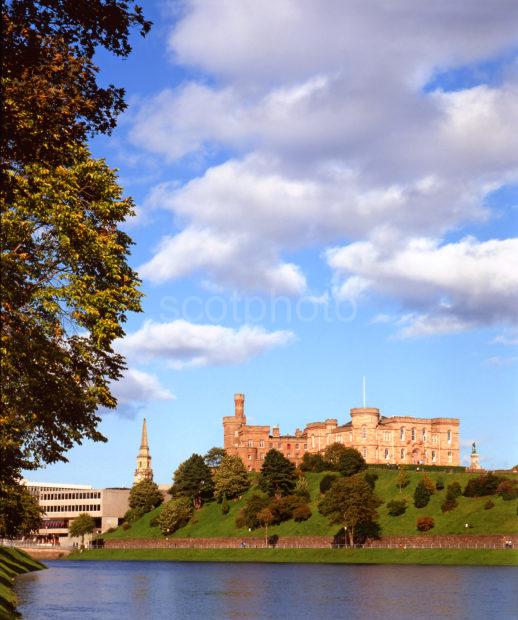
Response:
265,523,268,546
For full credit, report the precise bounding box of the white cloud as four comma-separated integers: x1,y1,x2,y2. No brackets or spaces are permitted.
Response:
112,368,175,403
491,330,518,346
486,356,518,366
327,236,518,336
118,320,295,368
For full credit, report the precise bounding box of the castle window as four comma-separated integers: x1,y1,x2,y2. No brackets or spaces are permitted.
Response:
349,432,353,442
312,436,315,448
447,430,452,444
432,434,438,444
383,431,391,442
431,450,436,462
362,425,367,440
295,443,299,450
248,440,253,448
248,454,252,460
259,440,265,448
234,431,239,437
400,427,405,441
448,451,452,463
400,448,405,460
411,428,416,441
384,448,389,460
269,442,273,449
304,444,307,450
422,429,427,442
362,448,367,458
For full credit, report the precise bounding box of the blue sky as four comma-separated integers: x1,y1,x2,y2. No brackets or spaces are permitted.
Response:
26,1,517,488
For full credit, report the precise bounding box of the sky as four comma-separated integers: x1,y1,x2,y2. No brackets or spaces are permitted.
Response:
25,0,518,488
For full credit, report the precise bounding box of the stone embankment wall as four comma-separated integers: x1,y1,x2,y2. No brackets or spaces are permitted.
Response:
104,534,518,550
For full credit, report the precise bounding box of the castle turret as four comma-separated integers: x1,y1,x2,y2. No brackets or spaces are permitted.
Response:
134,418,154,483
223,393,246,454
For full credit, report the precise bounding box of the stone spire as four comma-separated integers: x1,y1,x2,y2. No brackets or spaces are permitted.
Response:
134,417,153,483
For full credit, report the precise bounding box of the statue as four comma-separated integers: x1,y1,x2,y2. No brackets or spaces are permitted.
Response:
471,442,477,454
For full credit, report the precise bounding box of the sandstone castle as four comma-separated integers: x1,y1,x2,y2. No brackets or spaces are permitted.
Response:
224,394,460,471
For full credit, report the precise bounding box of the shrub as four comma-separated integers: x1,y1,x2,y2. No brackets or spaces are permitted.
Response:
416,516,434,531
435,477,445,491
123,507,146,524
122,522,131,530
105,527,117,534
338,448,367,477
158,498,193,536
300,452,326,473
484,499,495,510
221,494,230,515
149,515,160,527
496,480,518,501
446,482,462,500
293,504,312,522
294,476,311,501
386,499,407,516
235,494,270,530
463,473,504,497
364,471,378,490
421,475,436,495
441,498,458,513
320,474,338,495
270,495,306,523
396,470,410,491
413,480,432,508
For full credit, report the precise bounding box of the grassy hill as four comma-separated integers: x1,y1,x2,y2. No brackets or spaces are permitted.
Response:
0,547,45,617
104,469,518,541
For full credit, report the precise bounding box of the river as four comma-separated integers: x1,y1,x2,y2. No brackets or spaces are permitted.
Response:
14,561,518,619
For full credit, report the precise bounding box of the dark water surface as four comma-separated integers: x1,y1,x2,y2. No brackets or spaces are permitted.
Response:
15,560,518,620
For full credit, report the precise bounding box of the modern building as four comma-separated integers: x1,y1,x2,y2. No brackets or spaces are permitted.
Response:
22,481,130,542
224,393,460,471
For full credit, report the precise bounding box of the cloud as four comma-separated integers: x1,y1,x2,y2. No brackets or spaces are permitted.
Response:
327,236,518,336
118,320,295,368
485,355,518,366
491,330,518,346
108,368,175,418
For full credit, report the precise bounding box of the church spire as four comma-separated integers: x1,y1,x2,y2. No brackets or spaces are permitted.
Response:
134,417,153,484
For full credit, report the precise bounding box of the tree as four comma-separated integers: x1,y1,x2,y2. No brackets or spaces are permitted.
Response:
158,498,193,536
337,448,367,477
171,454,214,508
300,452,326,472
258,449,297,497
257,507,274,545
320,474,338,495
213,454,250,501
396,470,410,493
69,513,95,547
324,443,348,470
204,447,226,469
235,494,270,530
1,0,151,488
0,484,43,539
386,499,407,517
413,479,432,508
293,476,311,501
446,481,462,500
129,479,163,514
318,475,382,545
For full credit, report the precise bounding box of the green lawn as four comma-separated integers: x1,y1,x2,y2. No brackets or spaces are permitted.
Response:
0,547,45,618
69,547,518,566
104,469,518,541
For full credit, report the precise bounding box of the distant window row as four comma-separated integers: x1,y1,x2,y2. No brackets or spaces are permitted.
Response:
41,491,101,501
245,440,307,450
44,504,101,513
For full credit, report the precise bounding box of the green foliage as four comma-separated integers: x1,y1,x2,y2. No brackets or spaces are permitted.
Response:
320,474,338,494
323,443,348,471
204,447,226,469
421,475,436,495
463,474,505,497
338,448,367,477
171,454,214,508
300,452,326,472
441,498,458,513
124,507,146,524
413,479,432,508
270,496,307,523
496,480,518,501
386,499,407,517
293,504,312,522
0,483,43,538
446,482,462,500
364,471,379,490
396,469,410,492
129,479,163,514
484,500,495,510
221,495,230,515
69,513,95,544
258,449,297,497
318,474,382,544
236,494,270,530
1,0,150,489
213,454,250,501
416,516,435,531
435,477,445,491
158,498,193,536
293,476,311,501
122,522,131,530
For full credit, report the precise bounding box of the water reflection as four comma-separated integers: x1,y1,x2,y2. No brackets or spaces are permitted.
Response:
15,561,518,620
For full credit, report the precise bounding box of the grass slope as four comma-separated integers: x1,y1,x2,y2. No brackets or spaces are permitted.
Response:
105,469,518,541
0,547,45,618
70,547,518,566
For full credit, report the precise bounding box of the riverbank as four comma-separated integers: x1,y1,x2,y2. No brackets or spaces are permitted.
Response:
68,547,518,566
0,547,45,618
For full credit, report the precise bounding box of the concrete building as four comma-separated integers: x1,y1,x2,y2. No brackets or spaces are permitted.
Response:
224,393,460,471
23,481,130,542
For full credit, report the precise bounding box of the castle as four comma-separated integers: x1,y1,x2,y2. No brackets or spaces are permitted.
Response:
223,394,460,471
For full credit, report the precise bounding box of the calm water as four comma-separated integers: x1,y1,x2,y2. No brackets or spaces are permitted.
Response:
14,561,518,620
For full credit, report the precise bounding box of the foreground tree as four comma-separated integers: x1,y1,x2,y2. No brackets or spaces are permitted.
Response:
213,455,250,501
128,479,163,515
0,484,43,539
257,508,274,545
318,475,382,545
69,513,95,547
158,498,193,536
1,0,151,489
258,449,297,497
396,469,410,493
338,448,367,477
171,454,214,508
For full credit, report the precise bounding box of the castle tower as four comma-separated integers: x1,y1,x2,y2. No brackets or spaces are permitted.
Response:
134,418,154,483
223,393,246,453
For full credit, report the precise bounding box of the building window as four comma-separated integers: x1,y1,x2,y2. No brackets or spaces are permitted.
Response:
269,442,273,449
383,431,391,442
400,427,405,441
362,425,367,440
248,454,252,460
248,440,253,448
422,429,427,442
295,443,299,450
312,436,315,448
384,448,389,460
259,440,264,448
400,448,405,460
362,448,367,458
431,450,436,462
432,434,438,444
234,431,239,437
411,428,416,441
448,451,452,463
447,430,451,444
349,432,353,442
